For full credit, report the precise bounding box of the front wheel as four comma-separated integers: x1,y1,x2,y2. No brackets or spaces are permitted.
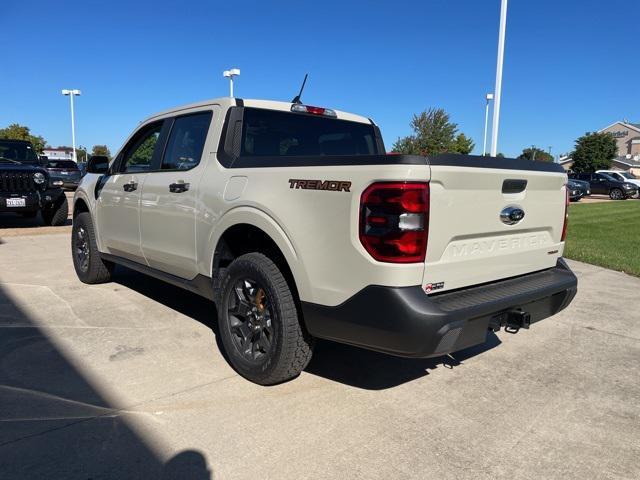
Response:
609,188,625,200
72,212,114,284
219,253,314,385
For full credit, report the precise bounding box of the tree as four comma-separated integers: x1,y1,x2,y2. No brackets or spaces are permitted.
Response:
76,146,89,162
451,133,475,154
518,147,554,162
0,123,47,153
570,132,617,173
91,144,111,158
392,108,474,155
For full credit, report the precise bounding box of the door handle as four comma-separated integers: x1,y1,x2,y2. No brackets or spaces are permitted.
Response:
123,180,138,192
169,181,190,193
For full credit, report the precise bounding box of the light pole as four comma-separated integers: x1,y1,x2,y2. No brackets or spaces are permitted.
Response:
490,0,508,157
223,68,240,97
482,93,494,156
61,89,81,162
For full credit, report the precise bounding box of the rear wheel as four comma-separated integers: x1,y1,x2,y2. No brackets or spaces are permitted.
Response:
219,253,314,385
72,212,114,284
609,188,624,200
42,195,69,226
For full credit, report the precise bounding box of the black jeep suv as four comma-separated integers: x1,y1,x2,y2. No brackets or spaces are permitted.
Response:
0,139,69,225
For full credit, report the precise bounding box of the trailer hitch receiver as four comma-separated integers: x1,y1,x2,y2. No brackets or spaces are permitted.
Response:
488,309,531,333
505,309,531,333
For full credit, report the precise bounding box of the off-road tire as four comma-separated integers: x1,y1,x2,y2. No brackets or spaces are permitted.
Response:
72,212,114,284
42,195,69,226
219,252,314,385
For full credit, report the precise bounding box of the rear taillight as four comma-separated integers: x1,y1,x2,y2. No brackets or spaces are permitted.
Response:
359,182,429,263
561,186,569,242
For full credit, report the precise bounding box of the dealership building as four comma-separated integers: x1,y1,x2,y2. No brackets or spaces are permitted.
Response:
42,146,74,161
560,120,640,175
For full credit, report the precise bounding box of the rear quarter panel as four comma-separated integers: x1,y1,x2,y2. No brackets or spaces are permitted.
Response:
197,162,430,306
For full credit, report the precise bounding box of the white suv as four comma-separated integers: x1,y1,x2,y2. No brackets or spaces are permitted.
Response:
72,97,577,384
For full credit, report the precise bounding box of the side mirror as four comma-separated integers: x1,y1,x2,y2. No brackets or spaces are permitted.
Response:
39,155,48,167
87,155,110,174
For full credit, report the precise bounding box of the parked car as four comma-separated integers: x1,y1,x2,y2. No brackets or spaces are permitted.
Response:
569,172,638,200
71,97,577,385
46,159,82,190
569,178,591,197
596,170,640,198
0,139,69,225
567,179,587,202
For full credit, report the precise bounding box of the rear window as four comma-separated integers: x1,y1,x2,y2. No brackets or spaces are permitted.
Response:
48,160,78,169
240,108,379,157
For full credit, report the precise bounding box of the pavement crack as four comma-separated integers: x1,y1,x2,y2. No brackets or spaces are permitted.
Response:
580,325,640,342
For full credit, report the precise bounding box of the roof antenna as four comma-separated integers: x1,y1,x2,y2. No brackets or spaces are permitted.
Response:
291,73,308,104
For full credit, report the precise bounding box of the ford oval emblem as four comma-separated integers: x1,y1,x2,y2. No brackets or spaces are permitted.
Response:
500,206,525,225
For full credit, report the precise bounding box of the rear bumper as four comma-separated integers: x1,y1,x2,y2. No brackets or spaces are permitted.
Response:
302,259,577,358
49,175,80,189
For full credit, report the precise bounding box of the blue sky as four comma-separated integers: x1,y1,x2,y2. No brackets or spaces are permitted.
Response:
2,0,638,158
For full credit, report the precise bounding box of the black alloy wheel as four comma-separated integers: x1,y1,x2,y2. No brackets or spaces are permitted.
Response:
227,278,275,362
71,212,113,284
74,226,90,273
610,188,624,200
219,252,314,385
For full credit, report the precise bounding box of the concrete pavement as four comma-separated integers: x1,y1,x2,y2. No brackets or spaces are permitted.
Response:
0,232,638,479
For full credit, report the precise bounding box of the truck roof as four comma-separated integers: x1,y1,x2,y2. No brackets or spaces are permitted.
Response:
144,98,373,125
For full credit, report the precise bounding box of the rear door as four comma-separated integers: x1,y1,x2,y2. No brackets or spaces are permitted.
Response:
96,121,164,262
422,157,567,293
140,110,214,278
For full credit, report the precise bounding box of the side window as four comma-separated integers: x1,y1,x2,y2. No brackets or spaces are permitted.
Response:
161,112,212,170
122,123,163,173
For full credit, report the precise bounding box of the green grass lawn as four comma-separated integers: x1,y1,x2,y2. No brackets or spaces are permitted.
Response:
564,201,640,276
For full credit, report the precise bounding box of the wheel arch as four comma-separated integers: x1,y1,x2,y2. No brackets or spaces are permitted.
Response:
73,197,90,218
205,207,311,304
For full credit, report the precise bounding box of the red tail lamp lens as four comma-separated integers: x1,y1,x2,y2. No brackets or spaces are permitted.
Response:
359,182,429,263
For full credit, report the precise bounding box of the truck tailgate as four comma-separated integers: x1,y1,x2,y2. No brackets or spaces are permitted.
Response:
423,156,568,294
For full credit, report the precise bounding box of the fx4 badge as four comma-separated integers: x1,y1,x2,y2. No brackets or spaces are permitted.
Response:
424,282,444,294
289,179,351,192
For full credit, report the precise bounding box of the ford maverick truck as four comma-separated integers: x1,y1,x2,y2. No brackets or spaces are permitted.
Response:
72,98,577,384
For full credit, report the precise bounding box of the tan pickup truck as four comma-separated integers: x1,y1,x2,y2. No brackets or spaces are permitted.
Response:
72,97,577,384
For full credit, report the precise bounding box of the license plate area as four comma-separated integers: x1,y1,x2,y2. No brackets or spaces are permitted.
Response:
6,198,26,207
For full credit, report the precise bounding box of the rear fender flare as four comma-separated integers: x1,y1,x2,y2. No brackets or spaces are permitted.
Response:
203,206,311,301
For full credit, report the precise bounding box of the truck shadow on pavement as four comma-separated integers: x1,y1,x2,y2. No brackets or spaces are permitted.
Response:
0,283,212,479
112,266,502,391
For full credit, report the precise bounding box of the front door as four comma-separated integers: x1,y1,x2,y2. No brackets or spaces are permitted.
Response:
591,174,608,195
140,110,214,278
96,121,164,262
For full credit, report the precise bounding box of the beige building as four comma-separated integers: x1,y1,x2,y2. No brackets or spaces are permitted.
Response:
560,121,640,176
